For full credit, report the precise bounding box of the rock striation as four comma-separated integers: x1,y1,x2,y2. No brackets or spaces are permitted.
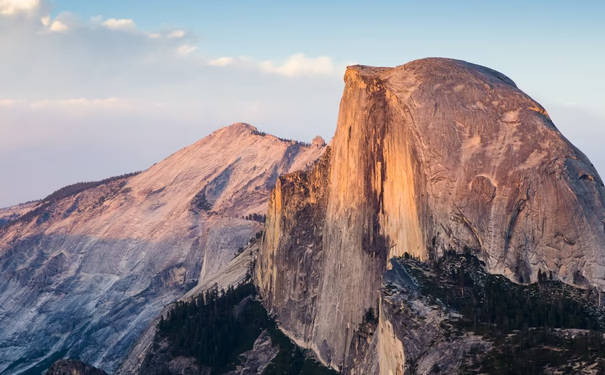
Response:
0,123,325,374
256,58,605,371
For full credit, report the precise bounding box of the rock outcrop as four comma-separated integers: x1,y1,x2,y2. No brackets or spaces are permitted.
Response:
47,360,108,375
256,58,605,371
0,123,325,374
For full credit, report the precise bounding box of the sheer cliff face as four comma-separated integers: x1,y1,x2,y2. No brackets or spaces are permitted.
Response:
257,58,605,370
0,123,325,374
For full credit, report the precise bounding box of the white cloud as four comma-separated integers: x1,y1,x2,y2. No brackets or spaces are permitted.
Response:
207,54,341,78
260,53,335,77
40,15,49,25
167,30,185,38
0,0,39,15
89,15,103,24
0,99,16,107
49,20,67,32
102,18,136,31
147,32,161,39
176,44,196,56
30,97,131,109
208,57,234,67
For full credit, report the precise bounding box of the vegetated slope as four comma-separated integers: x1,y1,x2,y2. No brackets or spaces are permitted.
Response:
0,123,326,374
256,58,605,372
0,202,38,229
380,253,605,374
141,279,338,375
116,237,263,374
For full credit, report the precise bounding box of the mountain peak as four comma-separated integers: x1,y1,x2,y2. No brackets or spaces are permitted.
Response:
345,58,518,90
209,122,259,139
312,136,326,147
227,122,258,133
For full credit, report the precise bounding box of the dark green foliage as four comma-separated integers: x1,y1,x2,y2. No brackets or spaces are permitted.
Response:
242,213,266,223
262,324,338,375
398,253,605,374
190,188,213,211
41,172,141,203
156,282,338,375
249,129,311,147
461,329,605,375
403,253,604,335
363,307,378,325
157,283,261,373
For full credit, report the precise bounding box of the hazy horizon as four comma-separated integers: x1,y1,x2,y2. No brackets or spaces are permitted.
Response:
1,0,604,207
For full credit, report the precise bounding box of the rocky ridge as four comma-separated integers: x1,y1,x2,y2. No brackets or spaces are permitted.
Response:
0,123,325,374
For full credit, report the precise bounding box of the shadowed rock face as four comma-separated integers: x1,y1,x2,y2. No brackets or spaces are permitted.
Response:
0,123,325,374
256,58,605,371
47,360,108,375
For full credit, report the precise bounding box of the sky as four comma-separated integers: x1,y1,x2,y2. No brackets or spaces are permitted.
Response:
0,0,604,207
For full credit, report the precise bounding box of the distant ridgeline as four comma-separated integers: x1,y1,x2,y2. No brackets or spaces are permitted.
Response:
0,171,140,229
40,172,141,203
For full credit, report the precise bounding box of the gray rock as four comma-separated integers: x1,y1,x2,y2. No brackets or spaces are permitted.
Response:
47,359,108,375
256,58,605,372
116,245,258,375
224,330,279,375
0,123,325,374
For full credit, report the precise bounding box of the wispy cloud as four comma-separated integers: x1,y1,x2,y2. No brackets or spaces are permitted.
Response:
206,53,344,78
167,30,185,38
176,44,196,56
0,0,39,15
259,54,335,77
102,18,136,31
0,99,17,107
30,97,131,109
208,57,234,67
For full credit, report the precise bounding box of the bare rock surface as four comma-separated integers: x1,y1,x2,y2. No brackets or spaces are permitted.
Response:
256,58,605,371
0,201,37,229
223,330,279,375
377,259,491,375
0,123,325,374
116,244,258,375
46,360,108,375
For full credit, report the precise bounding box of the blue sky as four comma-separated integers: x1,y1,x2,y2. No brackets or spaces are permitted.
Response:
0,0,604,207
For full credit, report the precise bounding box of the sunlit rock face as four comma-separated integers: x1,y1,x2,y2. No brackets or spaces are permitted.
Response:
256,58,605,370
0,123,325,374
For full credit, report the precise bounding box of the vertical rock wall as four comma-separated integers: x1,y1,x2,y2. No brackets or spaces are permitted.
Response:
257,58,605,371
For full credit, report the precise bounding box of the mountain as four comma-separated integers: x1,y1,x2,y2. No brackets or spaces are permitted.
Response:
255,58,605,372
0,123,326,374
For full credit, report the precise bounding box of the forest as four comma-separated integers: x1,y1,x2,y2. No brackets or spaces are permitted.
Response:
399,251,605,374
156,282,337,375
